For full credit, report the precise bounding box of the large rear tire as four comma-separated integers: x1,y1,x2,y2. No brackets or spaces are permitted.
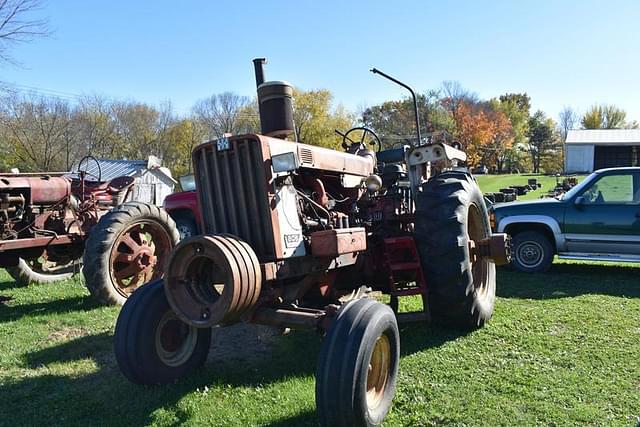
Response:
316,298,400,427
114,279,211,384
6,256,80,285
415,171,496,329
82,202,179,305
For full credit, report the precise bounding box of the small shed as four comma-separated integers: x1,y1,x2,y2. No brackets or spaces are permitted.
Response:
72,156,176,205
565,129,640,173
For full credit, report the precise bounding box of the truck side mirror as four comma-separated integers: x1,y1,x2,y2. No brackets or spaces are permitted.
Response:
574,196,586,207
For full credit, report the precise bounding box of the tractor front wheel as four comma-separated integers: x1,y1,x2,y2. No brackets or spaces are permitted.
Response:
114,279,211,384
316,298,400,427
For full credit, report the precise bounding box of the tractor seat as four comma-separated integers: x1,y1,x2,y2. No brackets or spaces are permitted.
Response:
108,176,135,193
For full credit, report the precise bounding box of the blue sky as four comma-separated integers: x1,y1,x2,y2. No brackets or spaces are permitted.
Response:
2,0,639,122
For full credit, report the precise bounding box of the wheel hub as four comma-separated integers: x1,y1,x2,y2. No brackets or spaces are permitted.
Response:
110,221,171,297
155,311,198,367
366,334,391,410
518,242,543,267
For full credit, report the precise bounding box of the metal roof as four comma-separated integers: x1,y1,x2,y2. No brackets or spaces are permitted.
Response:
71,158,147,182
566,129,640,144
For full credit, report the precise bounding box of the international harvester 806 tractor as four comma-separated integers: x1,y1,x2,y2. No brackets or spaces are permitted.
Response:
114,59,509,426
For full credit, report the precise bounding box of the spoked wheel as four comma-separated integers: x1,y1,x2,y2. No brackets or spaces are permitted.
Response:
316,298,400,427
415,171,497,329
83,202,179,305
114,279,211,384
109,221,172,297
6,250,81,285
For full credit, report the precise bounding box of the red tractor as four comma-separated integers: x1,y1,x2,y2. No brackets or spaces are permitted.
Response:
114,59,509,426
0,156,179,305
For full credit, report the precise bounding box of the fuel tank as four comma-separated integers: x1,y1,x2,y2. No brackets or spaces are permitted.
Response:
0,176,71,205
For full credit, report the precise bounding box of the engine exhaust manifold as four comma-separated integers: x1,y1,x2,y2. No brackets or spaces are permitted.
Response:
164,234,262,328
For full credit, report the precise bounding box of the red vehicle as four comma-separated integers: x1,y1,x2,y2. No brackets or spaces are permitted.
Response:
0,156,179,305
115,59,510,426
163,174,202,239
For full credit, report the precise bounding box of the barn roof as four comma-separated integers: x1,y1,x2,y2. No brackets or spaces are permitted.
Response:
70,158,175,184
566,129,640,145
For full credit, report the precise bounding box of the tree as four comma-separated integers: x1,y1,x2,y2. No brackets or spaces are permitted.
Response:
0,0,49,63
491,93,531,172
362,90,455,148
558,106,578,141
451,101,514,169
162,118,207,179
0,93,75,171
192,92,252,139
526,110,561,173
292,88,354,150
581,104,627,129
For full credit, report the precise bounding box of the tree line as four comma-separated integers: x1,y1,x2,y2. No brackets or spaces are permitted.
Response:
1,84,637,178
0,88,353,177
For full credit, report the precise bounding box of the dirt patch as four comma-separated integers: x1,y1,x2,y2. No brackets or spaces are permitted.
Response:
47,327,89,342
207,323,283,367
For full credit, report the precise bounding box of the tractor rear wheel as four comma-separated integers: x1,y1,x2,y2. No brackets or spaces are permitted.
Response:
114,279,211,384
415,171,496,329
6,253,81,285
82,202,179,305
316,298,400,427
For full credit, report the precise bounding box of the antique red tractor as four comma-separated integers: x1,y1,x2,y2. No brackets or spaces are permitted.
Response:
0,156,179,304
114,59,509,426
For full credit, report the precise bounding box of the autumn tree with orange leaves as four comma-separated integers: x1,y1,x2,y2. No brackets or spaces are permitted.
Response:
449,101,514,171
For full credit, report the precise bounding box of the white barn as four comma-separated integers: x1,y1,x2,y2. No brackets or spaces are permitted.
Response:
72,156,177,205
565,129,640,173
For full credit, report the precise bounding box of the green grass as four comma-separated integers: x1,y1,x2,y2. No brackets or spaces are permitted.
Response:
1,261,639,426
475,173,586,201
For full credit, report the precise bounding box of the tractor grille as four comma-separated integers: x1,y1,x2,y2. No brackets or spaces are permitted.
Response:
193,137,275,260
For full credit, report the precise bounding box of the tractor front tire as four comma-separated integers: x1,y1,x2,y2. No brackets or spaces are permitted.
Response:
316,298,400,427
83,202,179,305
114,279,211,384
415,171,496,330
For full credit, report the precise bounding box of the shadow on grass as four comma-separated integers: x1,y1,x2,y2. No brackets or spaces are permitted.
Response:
497,263,640,300
0,277,21,292
3,314,466,425
0,295,100,323
1,326,326,425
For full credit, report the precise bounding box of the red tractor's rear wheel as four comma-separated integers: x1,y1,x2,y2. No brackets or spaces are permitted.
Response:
6,250,81,285
83,202,179,305
414,171,496,329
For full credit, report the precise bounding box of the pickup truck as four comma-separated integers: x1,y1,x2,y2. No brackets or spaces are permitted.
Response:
491,167,640,272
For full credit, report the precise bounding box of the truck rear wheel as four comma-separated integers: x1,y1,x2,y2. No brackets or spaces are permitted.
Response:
114,279,211,384
316,298,400,427
82,202,179,305
415,171,496,329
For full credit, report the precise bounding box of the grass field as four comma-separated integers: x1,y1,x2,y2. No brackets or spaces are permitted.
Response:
1,173,639,426
1,262,638,426
475,173,586,201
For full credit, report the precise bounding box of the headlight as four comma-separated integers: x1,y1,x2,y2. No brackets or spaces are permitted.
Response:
489,209,496,231
272,152,298,174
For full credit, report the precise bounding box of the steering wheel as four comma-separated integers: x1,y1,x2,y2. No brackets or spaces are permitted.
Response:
340,127,382,153
77,155,102,182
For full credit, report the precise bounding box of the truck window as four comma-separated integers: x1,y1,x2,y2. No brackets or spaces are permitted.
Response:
582,173,634,204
